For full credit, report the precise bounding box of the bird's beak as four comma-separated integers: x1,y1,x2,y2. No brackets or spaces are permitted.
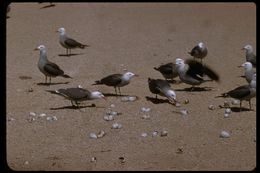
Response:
134,74,139,77
55,30,59,33
34,48,38,51
102,96,107,100
237,65,243,68
241,47,245,50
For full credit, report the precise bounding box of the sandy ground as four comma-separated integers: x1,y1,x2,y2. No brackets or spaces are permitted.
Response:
6,3,256,171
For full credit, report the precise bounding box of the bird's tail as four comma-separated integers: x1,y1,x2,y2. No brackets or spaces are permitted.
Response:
215,93,228,98
62,74,72,78
153,67,159,71
188,51,191,55
203,65,220,82
92,80,102,85
79,44,90,49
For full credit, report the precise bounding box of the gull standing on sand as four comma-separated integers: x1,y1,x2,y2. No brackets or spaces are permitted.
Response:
216,73,256,111
188,42,208,63
175,58,219,91
242,44,256,68
57,27,90,56
93,72,138,96
148,78,177,104
35,45,72,84
46,86,106,107
238,62,255,83
153,62,179,82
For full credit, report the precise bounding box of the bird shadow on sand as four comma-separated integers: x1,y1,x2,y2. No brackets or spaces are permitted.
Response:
40,4,56,9
36,82,70,86
145,96,173,105
175,86,214,92
167,80,182,84
102,93,129,97
58,53,84,57
230,107,252,112
50,104,100,110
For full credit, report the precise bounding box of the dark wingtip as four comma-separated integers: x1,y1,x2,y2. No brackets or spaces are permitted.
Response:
62,74,72,78
153,67,158,71
92,80,101,85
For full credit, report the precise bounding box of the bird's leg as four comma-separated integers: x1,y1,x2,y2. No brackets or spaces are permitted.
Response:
155,94,157,99
118,87,121,96
114,87,118,96
45,75,47,84
75,101,80,108
240,101,242,112
249,100,251,110
49,77,51,84
190,86,194,92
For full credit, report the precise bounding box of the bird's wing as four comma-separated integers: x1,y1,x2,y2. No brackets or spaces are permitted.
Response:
158,63,174,74
185,59,204,81
189,45,201,56
58,88,91,100
202,65,220,81
101,74,122,86
227,86,250,99
44,62,64,76
64,37,82,47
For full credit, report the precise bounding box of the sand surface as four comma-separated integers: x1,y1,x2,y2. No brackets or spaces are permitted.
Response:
6,3,256,171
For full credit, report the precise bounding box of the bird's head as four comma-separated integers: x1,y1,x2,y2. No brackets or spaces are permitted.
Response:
57,27,66,34
198,42,205,48
34,45,46,51
92,91,106,100
175,58,185,66
124,72,139,79
239,62,253,70
242,44,253,51
165,90,177,103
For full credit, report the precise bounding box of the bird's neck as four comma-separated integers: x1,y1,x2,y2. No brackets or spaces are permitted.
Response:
246,49,254,54
250,80,256,88
122,74,131,82
39,50,47,61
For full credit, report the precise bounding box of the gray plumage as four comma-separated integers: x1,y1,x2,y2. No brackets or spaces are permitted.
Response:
239,62,255,83
57,27,90,56
153,62,179,81
175,58,219,90
148,78,177,103
35,45,72,84
188,42,208,63
216,73,256,110
93,72,137,95
46,87,105,107
242,45,256,68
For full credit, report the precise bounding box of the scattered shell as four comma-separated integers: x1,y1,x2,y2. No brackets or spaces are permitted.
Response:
184,99,189,104
52,116,58,121
110,104,115,108
24,161,29,165
39,113,46,117
224,101,230,108
110,111,118,116
128,96,137,102
141,107,151,113
231,99,240,105
180,109,189,115
152,131,159,137
28,117,36,122
8,117,15,122
141,115,151,119
97,130,106,138
89,133,98,139
119,157,125,164
29,112,36,117
104,115,114,121
220,131,230,138
90,157,97,162
112,123,122,129
175,102,181,107
208,104,215,110
78,85,83,88
46,117,52,121
160,130,168,137
225,108,232,114
27,88,33,92
176,147,184,154
141,132,148,137
224,113,229,118
121,97,129,102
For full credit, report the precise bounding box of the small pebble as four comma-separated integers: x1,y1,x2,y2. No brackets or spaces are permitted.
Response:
208,104,215,110
110,104,115,108
160,130,168,137
46,117,52,121
128,96,137,102
225,108,232,114
180,109,189,115
104,115,114,121
24,161,29,165
97,130,106,138
175,102,181,107
231,99,240,105
184,99,189,104
224,101,230,108
90,157,97,162
39,113,46,117
89,133,98,139
141,132,148,137
224,113,229,118
8,117,15,122
28,117,36,122
152,131,159,137
121,97,129,102
27,88,33,92
119,157,125,164
220,131,230,138
141,107,151,113
141,114,151,119
29,112,36,117
112,123,122,129
52,116,58,121
78,85,83,88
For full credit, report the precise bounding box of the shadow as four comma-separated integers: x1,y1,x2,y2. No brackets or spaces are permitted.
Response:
175,86,214,92
230,107,252,112
40,4,56,9
50,104,96,110
167,80,182,84
238,75,246,78
145,96,171,105
37,81,70,86
6,16,10,19
58,53,84,57
102,93,129,97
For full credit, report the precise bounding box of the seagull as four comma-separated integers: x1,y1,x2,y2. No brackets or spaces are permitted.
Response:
92,72,138,96
57,27,90,56
242,44,256,68
188,42,208,63
148,78,177,104
46,87,106,107
153,62,179,82
175,58,219,91
238,62,255,83
216,73,256,111
34,45,72,84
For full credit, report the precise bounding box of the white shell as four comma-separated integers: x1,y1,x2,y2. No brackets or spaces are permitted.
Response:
208,104,215,110
90,157,97,162
121,97,129,102
39,113,46,117
46,116,52,121
180,109,189,115
89,133,98,139
28,117,36,122
110,111,118,116
224,113,229,118
160,130,168,137
97,130,106,138
104,115,114,121
141,107,151,112
29,112,36,116
110,104,115,108
184,99,189,104
141,132,148,137
128,96,137,101
175,102,181,107
152,131,159,137
220,131,230,138
231,99,240,105
8,117,15,121
225,108,232,114
112,123,122,129
141,115,151,119
52,116,58,121
24,161,29,165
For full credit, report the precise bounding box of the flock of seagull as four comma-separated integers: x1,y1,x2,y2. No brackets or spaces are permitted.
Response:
34,27,256,112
